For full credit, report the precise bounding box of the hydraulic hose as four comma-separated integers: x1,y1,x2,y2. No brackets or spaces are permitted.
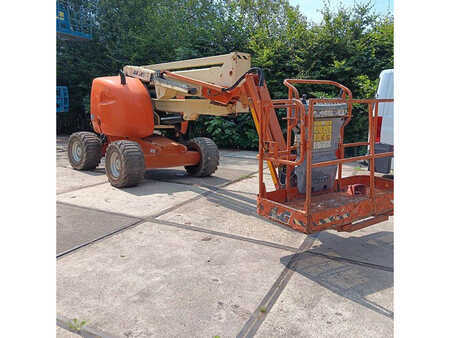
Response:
221,67,265,91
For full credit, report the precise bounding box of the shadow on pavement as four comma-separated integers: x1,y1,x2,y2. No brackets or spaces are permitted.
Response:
79,168,106,176
316,231,393,268
280,231,394,319
111,167,255,197
203,188,305,235
145,168,231,187
190,182,395,319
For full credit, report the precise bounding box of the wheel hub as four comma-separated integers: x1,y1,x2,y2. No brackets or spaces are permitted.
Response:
110,152,122,178
72,141,82,162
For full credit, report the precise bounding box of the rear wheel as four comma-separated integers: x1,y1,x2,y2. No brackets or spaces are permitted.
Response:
68,132,102,170
185,137,219,177
105,140,145,188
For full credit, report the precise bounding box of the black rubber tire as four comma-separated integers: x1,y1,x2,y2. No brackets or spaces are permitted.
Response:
68,132,102,170
105,140,145,188
184,137,219,177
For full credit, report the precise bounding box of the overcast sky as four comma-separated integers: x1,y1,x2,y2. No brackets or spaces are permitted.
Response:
288,0,394,23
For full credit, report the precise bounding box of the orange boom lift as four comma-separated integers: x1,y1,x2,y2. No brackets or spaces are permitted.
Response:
68,52,393,234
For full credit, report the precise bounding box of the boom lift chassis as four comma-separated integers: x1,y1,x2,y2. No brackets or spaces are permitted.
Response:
71,53,393,234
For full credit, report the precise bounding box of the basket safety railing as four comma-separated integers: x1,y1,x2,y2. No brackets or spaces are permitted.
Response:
256,78,393,216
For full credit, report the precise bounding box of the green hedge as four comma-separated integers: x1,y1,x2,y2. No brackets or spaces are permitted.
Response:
57,0,393,154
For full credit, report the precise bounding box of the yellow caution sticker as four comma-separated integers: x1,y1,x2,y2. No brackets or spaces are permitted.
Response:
313,120,332,149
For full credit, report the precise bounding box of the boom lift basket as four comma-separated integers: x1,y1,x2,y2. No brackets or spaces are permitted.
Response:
242,77,394,234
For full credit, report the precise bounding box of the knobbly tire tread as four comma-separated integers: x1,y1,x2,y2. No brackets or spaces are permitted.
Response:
185,137,219,177
68,132,102,170
105,140,145,188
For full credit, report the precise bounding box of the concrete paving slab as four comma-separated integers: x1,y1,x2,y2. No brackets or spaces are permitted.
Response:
222,169,393,269
340,162,389,178
57,221,291,338
57,167,108,195
57,158,254,195
57,135,108,194
312,218,393,268
56,179,207,218
222,173,276,195
219,154,259,172
57,203,140,255
57,136,70,168
145,166,255,188
256,252,393,337
221,149,259,159
56,149,69,168
56,326,79,338
157,187,307,249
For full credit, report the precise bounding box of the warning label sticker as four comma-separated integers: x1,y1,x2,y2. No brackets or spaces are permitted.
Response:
313,120,332,149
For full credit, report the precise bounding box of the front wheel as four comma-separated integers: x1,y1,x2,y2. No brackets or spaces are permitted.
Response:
184,137,219,177
105,140,145,188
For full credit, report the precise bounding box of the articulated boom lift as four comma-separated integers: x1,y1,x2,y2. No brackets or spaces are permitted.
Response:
68,52,393,234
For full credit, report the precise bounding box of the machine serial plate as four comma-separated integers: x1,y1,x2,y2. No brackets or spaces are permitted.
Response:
313,120,332,149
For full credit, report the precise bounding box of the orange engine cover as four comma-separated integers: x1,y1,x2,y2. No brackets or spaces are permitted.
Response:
90,75,154,138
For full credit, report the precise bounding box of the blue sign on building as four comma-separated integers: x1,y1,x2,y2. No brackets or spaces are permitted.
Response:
56,1,92,40
57,86,69,113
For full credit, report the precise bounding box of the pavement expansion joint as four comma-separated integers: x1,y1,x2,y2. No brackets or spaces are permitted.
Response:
237,234,319,337
57,314,119,338
57,201,141,219
57,181,109,195
150,218,299,253
305,251,393,272
57,201,394,273
57,217,145,259
236,232,394,336
149,191,210,219
149,169,258,190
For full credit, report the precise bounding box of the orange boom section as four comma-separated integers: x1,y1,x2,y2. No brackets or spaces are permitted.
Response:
90,76,154,138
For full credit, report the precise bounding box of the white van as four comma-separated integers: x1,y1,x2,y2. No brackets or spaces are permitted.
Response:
376,69,394,146
367,69,394,174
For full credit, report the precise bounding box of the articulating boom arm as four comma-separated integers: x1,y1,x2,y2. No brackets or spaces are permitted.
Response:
192,71,394,234
124,55,394,234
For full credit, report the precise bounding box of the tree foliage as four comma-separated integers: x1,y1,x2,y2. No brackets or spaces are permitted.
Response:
57,0,393,153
